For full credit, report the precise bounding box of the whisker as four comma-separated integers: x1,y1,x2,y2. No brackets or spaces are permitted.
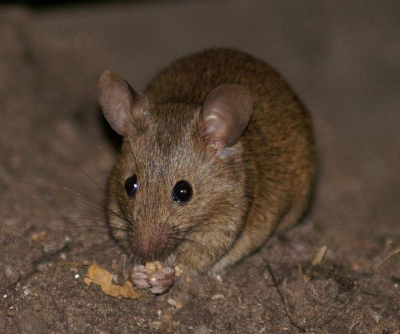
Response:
105,245,122,254
16,181,103,212
108,209,134,228
173,247,200,271
128,254,135,266
52,224,110,232
83,238,116,254
83,134,117,162
27,216,106,224
171,221,227,236
13,167,102,205
169,235,221,259
53,150,104,191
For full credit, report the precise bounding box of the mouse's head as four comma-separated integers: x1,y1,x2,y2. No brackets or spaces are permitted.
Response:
98,71,253,273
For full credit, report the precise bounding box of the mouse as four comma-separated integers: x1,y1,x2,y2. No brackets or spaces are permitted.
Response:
98,48,316,294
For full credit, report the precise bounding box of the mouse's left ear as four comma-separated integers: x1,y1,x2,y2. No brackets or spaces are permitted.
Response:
98,71,149,136
201,84,253,154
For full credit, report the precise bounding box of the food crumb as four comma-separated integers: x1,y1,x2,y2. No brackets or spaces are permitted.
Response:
175,265,183,277
146,261,163,274
175,300,184,309
312,246,327,266
84,263,144,300
30,231,47,243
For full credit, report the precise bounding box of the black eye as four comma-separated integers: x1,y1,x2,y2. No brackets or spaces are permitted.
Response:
125,175,138,197
172,180,192,203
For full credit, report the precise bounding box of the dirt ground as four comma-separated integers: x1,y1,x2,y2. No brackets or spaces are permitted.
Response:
1,1,399,333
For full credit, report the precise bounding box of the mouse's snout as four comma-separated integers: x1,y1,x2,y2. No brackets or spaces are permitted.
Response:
133,223,173,262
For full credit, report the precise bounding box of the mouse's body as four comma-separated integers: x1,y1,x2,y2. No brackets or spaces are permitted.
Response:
99,49,316,294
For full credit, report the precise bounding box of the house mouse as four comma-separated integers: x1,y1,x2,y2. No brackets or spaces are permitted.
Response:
98,48,316,294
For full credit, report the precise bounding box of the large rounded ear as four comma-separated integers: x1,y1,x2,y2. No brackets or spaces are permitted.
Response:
201,84,253,153
98,71,149,136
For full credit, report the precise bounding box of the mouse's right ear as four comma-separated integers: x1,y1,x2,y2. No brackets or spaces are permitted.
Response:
201,84,253,156
98,71,149,136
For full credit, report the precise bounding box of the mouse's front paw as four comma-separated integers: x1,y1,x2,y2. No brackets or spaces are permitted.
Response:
130,261,175,294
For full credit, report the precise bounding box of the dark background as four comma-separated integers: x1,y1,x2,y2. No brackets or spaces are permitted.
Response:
1,0,172,9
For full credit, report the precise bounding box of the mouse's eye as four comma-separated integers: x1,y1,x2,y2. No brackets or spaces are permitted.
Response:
172,180,192,203
125,175,138,197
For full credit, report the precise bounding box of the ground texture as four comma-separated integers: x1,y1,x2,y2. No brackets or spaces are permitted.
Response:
1,1,399,333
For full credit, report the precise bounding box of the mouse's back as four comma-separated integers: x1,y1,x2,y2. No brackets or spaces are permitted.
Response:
145,49,287,105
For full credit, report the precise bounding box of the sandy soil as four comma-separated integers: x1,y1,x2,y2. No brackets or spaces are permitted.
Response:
1,1,399,333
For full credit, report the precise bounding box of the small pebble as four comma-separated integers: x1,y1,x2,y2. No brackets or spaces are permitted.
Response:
167,298,176,307
368,308,383,324
22,286,32,296
149,321,162,330
37,263,47,271
7,306,16,316
167,298,184,309
4,265,16,279
211,294,225,301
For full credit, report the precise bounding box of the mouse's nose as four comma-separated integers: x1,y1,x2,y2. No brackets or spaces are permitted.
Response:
134,224,172,262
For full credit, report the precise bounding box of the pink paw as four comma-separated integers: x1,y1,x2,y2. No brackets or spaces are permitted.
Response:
130,262,175,294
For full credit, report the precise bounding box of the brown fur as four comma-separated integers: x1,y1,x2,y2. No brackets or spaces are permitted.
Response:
104,49,316,274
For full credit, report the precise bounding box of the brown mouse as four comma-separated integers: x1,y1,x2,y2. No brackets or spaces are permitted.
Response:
98,48,316,294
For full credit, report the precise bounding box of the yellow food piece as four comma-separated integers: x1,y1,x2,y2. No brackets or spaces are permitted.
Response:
146,261,163,275
84,263,144,300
